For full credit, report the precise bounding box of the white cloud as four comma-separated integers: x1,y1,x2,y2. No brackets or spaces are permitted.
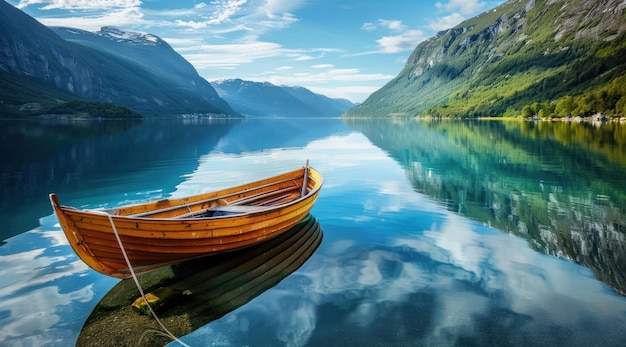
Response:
430,0,498,32
311,64,334,69
361,19,407,33
167,1,301,38
173,35,342,74
170,0,251,29
378,19,406,33
174,19,209,30
376,28,428,53
16,0,140,10
361,22,376,32
252,11,299,32
360,19,426,54
294,54,318,61
202,0,248,25
33,6,144,30
233,0,302,36
161,36,205,47
428,12,466,31
259,0,305,14
180,41,285,68
436,0,486,15
267,68,394,85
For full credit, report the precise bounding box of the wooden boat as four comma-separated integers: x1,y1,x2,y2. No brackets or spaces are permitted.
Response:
49,163,323,278
76,215,322,346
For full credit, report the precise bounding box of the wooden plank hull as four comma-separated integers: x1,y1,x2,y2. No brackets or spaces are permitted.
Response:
49,165,323,278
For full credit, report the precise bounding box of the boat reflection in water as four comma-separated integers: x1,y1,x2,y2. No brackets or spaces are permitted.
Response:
76,214,323,347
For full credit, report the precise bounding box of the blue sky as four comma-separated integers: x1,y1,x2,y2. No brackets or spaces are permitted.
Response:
9,0,505,102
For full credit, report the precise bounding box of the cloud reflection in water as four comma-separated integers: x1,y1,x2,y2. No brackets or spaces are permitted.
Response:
172,131,626,346
0,219,115,347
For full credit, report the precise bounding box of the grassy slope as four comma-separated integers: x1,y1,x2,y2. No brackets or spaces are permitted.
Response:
344,0,626,118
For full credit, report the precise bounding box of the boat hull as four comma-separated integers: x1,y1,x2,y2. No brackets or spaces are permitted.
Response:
75,215,323,346
50,165,323,278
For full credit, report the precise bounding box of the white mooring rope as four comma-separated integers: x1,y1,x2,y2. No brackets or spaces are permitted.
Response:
101,212,190,347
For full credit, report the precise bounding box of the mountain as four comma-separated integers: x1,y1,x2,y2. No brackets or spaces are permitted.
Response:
211,79,355,117
344,0,626,118
0,1,238,117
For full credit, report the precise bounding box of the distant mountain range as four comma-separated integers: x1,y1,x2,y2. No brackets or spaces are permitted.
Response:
212,79,355,117
0,2,349,118
345,0,626,118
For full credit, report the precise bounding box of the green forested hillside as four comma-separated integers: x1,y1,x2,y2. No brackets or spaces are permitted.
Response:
47,100,143,119
0,71,72,116
344,0,626,118
0,72,143,118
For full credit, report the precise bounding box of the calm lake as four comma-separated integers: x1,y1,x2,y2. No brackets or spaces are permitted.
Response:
1,117,626,346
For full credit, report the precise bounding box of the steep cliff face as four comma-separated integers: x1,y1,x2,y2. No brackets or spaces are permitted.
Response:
51,26,233,112
0,1,238,117
0,1,106,99
345,0,626,118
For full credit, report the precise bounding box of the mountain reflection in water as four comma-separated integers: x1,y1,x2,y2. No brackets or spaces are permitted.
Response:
0,118,237,239
345,118,626,296
76,215,322,347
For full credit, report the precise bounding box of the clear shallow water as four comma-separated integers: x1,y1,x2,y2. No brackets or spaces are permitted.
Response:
1,118,625,346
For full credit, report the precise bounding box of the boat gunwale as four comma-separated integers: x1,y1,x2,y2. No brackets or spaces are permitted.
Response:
63,200,316,239
59,167,323,222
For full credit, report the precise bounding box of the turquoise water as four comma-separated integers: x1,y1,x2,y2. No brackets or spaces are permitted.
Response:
1,118,625,346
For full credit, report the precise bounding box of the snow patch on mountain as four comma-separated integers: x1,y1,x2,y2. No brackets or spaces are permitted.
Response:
98,26,161,46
